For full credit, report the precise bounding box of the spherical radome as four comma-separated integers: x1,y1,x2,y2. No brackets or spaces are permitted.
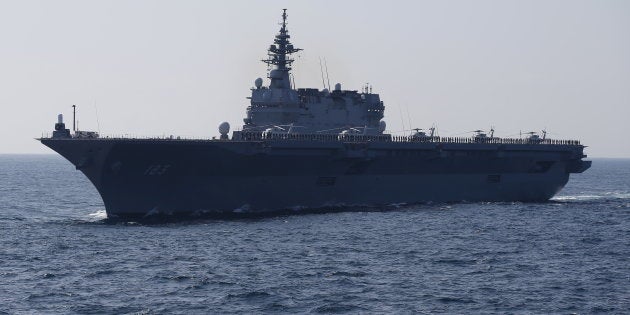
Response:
379,121,387,132
218,122,230,135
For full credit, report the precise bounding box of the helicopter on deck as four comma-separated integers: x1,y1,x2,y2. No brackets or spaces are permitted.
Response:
410,127,436,142
472,127,496,143
525,130,548,143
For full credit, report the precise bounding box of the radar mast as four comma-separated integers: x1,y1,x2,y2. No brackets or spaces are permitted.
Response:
262,9,302,89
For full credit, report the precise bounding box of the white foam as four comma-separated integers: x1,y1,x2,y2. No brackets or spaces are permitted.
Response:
605,192,630,199
552,195,602,201
87,210,107,220
552,192,630,201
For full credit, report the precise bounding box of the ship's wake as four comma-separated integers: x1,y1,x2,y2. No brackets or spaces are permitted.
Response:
552,192,630,202
550,192,630,210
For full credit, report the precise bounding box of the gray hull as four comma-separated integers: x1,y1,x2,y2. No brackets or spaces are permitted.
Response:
39,10,592,220
41,138,590,219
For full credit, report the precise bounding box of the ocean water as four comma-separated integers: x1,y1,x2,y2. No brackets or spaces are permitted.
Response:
0,155,628,314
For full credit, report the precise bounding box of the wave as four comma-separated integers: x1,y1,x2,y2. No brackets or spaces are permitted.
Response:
552,192,630,202
87,210,108,220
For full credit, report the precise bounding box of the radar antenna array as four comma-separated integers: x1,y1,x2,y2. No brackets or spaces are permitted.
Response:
261,9,302,71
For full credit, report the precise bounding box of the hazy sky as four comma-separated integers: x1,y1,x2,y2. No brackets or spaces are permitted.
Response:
1,0,629,157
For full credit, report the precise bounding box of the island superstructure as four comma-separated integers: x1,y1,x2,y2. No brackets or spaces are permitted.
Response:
240,10,383,137
41,10,591,219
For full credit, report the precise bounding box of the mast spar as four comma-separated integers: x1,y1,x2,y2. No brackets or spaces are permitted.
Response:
262,9,302,89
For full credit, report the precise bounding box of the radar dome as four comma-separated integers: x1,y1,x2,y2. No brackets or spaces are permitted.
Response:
322,88,329,96
218,122,230,135
379,121,387,132
254,78,263,89
334,83,341,91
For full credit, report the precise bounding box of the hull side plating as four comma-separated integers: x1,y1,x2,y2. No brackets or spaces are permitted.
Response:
41,139,587,219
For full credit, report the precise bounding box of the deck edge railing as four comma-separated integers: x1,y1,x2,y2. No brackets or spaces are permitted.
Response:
39,132,582,146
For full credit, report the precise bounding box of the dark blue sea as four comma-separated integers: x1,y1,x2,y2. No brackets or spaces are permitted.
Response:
1,155,628,314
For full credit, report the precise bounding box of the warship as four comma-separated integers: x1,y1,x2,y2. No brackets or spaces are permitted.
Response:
41,10,591,219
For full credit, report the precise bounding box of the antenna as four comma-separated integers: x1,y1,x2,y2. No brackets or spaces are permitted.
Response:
324,58,331,90
490,126,495,138
405,105,412,133
318,57,326,89
397,104,406,134
94,100,101,134
72,104,76,132
292,51,300,89
261,9,301,89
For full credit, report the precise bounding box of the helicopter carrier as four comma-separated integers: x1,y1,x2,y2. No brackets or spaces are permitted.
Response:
40,10,591,219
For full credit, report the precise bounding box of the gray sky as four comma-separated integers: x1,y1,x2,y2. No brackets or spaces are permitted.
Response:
1,0,629,157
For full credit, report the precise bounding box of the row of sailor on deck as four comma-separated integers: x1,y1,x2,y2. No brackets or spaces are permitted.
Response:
234,131,581,145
